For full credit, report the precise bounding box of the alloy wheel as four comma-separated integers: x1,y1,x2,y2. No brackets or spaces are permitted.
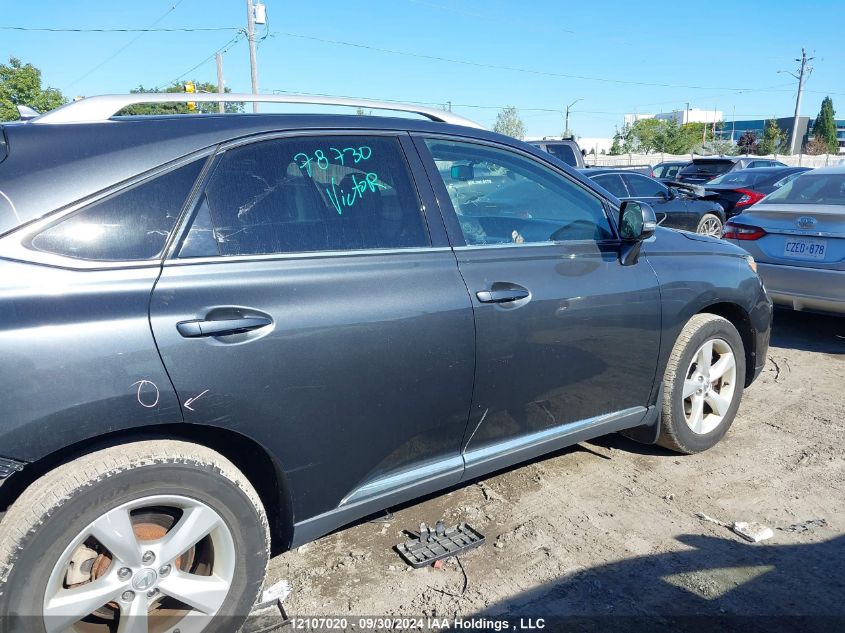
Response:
681,338,737,435
697,216,723,237
43,495,235,633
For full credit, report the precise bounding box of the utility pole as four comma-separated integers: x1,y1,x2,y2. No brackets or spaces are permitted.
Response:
780,48,814,154
246,0,259,113
215,53,225,114
565,98,582,137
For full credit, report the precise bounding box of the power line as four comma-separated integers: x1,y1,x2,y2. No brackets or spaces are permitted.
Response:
164,31,245,87
0,25,237,33
66,0,187,90
268,30,809,92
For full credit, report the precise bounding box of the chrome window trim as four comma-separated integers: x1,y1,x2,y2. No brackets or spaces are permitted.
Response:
163,246,454,267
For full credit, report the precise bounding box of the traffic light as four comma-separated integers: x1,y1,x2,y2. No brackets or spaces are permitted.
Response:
184,82,197,112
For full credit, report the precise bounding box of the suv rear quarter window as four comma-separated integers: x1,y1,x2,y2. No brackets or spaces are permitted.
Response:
180,136,428,257
29,159,203,261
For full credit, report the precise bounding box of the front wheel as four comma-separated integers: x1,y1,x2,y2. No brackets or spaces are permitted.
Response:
0,440,270,633
696,213,723,237
658,314,746,454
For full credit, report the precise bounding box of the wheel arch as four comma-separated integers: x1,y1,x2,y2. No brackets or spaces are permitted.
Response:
0,424,294,555
697,301,755,387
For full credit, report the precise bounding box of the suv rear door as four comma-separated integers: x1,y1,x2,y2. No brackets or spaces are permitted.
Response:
149,132,476,523
414,136,661,479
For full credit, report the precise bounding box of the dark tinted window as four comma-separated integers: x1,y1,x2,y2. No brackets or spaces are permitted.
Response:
31,160,203,260
544,143,578,166
185,136,427,256
680,160,734,176
592,174,629,198
708,170,768,186
664,164,683,178
624,174,668,198
426,138,613,245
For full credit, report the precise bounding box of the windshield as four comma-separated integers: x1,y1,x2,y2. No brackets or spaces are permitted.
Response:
762,173,845,205
708,171,767,186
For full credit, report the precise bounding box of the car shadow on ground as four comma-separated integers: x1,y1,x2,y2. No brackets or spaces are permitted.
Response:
770,308,844,355
476,533,845,632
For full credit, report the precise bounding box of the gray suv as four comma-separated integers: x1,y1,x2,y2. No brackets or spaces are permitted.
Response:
0,94,771,633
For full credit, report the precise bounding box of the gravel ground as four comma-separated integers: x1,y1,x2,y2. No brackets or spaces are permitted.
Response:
267,309,844,628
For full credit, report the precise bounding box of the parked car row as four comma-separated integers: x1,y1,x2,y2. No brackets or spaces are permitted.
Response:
532,140,842,316
723,165,845,315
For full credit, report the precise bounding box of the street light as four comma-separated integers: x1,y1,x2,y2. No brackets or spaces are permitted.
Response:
564,98,583,137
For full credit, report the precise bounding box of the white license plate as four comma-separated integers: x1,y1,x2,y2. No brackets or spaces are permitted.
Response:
783,237,827,260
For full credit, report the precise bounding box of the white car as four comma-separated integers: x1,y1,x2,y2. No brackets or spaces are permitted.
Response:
724,165,845,314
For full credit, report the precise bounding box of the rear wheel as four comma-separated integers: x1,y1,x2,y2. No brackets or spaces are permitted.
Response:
0,440,269,633
658,314,746,453
696,213,723,237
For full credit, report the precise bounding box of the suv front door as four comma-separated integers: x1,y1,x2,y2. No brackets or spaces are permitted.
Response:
415,137,662,478
149,133,476,526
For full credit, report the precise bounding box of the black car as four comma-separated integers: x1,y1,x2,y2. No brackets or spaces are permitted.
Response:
0,94,771,632
677,157,786,184
587,169,727,237
703,166,811,217
651,160,689,183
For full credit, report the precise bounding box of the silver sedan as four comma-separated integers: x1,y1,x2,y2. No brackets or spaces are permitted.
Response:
723,165,845,314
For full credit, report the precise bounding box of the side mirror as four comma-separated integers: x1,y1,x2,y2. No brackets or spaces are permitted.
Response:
619,200,657,241
450,164,474,181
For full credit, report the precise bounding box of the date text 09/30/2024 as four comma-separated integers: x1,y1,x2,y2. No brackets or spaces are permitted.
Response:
289,617,547,631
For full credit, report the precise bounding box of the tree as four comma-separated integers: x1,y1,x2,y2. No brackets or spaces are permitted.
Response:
811,96,838,154
609,132,623,155
119,82,243,115
736,131,759,155
492,106,525,140
0,57,66,121
758,119,786,156
804,136,831,155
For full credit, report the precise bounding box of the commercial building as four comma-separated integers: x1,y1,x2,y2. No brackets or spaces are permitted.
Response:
624,108,723,127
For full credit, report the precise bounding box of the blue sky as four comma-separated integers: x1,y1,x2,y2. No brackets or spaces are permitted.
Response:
2,0,843,137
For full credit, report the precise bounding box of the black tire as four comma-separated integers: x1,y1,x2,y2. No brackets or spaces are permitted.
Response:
695,213,723,237
657,314,746,454
0,440,269,633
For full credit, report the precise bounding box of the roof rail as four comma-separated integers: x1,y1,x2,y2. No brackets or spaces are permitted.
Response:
31,93,485,129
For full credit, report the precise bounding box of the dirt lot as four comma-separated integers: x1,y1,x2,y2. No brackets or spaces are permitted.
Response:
267,310,844,628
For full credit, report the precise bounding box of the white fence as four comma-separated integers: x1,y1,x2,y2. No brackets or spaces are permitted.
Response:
587,153,843,169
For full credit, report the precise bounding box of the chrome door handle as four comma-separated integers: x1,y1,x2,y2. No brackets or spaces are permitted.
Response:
177,316,272,338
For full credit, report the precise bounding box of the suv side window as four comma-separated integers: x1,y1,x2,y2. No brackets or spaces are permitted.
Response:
425,138,613,245
592,173,629,198
623,173,667,198
30,160,203,261
182,136,428,257
544,143,578,167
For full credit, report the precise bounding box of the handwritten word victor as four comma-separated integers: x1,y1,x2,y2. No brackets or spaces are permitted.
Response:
326,173,387,215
